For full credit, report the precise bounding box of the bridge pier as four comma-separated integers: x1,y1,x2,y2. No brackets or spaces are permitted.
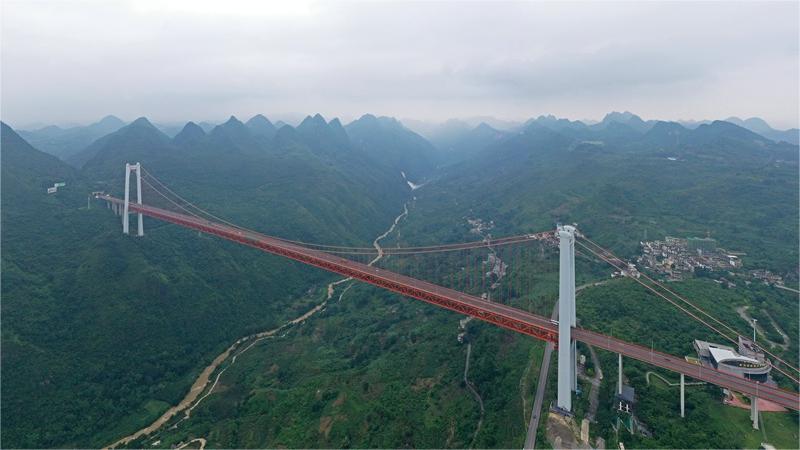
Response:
556,225,577,412
750,396,759,430
680,374,685,418
618,354,623,395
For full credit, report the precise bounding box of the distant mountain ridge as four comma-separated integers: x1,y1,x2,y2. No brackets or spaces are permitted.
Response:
724,116,799,145
17,115,126,160
245,114,277,139
404,111,798,151
172,121,206,146
404,111,798,168
346,114,437,178
52,112,434,198
68,117,171,172
596,111,654,133
13,111,798,176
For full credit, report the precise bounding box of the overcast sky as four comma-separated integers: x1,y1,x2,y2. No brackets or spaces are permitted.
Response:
2,1,798,129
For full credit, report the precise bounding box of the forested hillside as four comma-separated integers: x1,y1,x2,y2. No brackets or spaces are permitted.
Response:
1,116,416,448
403,119,799,274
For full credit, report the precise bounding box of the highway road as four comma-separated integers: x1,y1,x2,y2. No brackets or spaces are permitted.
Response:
100,195,800,411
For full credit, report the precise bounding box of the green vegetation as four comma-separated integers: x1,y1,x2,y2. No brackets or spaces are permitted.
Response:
131,283,547,448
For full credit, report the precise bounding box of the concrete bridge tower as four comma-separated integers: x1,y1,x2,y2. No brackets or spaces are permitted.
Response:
123,162,144,236
557,224,577,411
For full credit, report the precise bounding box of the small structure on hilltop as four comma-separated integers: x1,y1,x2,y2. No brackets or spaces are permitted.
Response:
612,384,644,435
46,181,66,194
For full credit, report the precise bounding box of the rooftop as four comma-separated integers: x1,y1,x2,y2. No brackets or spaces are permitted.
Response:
617,385,635,403
708,347,760,365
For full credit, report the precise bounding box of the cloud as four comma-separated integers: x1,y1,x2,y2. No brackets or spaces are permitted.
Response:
1,0,797,128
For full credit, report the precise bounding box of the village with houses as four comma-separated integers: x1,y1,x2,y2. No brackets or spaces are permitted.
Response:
635,236,788,289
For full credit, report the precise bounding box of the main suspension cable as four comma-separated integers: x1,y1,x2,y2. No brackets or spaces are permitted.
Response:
141,177,205,220
140,166,553,255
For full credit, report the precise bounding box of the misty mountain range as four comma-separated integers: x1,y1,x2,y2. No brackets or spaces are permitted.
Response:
13,111,798,167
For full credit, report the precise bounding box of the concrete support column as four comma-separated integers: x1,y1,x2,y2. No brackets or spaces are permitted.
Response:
751,396,759,430
618,354,623,395
680,374,685,418
557,225,577,412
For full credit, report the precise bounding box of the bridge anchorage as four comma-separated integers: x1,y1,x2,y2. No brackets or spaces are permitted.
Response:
93,163,799,428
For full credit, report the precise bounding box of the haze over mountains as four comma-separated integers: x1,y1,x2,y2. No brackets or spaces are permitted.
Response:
17,115,126,160
15,112,798,170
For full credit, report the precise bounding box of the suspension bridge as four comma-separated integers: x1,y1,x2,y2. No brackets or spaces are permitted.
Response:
95,163,800,423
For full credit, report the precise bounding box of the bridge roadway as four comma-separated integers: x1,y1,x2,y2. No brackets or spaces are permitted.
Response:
101,195,799,411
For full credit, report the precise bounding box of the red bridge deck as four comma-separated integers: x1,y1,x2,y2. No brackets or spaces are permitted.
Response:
99,195,799,411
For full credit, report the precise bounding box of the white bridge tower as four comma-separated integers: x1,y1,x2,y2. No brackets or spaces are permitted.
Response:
123,162,144,236
557,224,577,412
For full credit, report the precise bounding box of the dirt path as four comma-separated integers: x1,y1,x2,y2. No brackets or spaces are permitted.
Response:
775,284,800,295
105,200,411,449
736,306,787,351
464,342,485,448
581,345,603,422
519,347,536,427
175,437,206,450
763,310,791,350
